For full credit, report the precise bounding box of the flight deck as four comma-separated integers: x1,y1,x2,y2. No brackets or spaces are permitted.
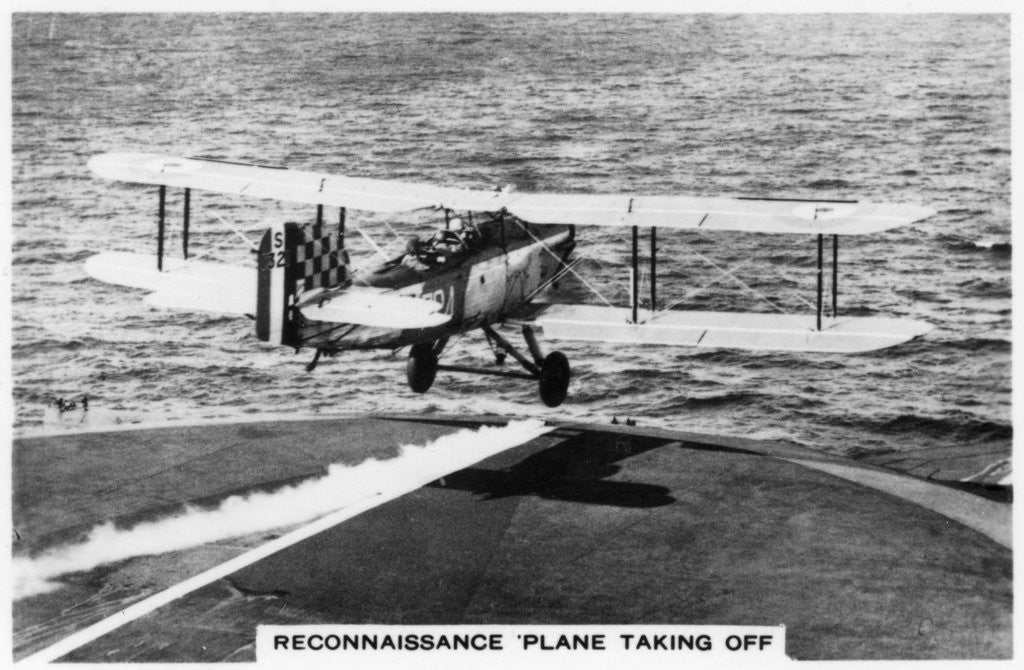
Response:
12,416,1012,661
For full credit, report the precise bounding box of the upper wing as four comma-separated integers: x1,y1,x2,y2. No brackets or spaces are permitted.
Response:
88,153,498,213
90,152,934,235
496,194,935,236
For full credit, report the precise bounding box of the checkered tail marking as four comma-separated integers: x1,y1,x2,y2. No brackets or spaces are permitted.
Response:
290,222,349,293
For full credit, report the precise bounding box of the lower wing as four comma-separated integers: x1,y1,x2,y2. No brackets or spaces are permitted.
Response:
85,252,255,314
84,252,450,329
510,303,932,354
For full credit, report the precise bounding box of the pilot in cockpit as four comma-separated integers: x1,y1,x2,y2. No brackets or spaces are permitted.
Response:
402,219,479,271
454,217,480,248
402,236,430,271
435,217,479,251
431,218,465,251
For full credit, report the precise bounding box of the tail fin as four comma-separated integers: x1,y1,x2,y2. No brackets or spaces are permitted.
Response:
256,220,349,346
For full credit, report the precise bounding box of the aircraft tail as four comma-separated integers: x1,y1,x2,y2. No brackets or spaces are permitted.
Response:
256,221,349,346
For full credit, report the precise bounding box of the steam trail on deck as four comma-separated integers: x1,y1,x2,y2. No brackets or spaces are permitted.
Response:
14,419,552,599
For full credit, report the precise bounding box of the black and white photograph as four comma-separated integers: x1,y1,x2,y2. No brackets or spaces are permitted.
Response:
7,3,1012,664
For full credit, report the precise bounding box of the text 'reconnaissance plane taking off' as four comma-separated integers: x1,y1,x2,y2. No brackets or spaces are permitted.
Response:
85,153,935,407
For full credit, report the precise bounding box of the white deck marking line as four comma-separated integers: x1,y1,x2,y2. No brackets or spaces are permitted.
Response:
786,458,1011,549
20,423,553,665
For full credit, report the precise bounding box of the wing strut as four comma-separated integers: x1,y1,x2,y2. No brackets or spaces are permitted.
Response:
628,222,659,324
155,185,194,270
816,234,823,330
832,234,839,318
651,226,658,313
815,233,841,331
157,185,166,271
631,224,639,324
183,187,191,260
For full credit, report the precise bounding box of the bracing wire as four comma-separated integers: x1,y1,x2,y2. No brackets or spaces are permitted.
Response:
676,247,791,316
520,223,619,308
209,213,259,250
759,262,820,313
654,257,755,315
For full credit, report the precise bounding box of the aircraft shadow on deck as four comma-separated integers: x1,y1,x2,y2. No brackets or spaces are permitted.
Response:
427,430,676,508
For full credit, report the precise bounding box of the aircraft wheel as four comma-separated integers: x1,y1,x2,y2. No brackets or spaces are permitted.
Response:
538,351,571,407
406,342,438,393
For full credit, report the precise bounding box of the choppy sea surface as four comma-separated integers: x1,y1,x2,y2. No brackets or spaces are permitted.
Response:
10,14,1011,463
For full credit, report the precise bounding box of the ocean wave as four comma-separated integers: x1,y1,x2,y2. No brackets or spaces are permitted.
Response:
955,277,1010,299
673,391,768,409
938,239,1008,255
942,337,1011,353
830,413,1011,444
973,238,1011,254
803,179,851,190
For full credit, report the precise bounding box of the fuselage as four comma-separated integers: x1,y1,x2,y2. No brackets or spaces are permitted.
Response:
294,218,575,351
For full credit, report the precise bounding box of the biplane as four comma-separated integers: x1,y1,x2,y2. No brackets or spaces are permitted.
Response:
84,153,935,407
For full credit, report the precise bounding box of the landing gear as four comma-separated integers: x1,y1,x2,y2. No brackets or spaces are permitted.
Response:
538,351,571,407
423,325,571,407
483,329,508,365
305,348,323,373
406,339,446,393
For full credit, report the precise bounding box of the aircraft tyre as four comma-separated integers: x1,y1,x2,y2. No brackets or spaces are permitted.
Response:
539,351,571,407
406,342,438,393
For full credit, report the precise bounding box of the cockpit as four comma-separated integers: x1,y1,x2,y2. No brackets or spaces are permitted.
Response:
400,217,480,271
369,217,483,281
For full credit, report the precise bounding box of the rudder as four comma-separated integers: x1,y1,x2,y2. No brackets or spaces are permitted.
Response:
256,220,349,346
